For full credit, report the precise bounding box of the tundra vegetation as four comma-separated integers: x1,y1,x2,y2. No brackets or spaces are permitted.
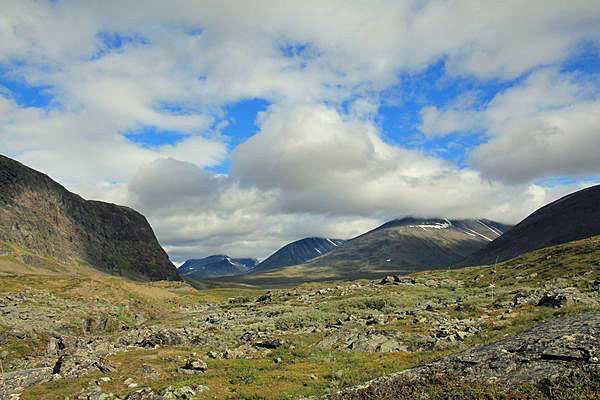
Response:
0,236,599,399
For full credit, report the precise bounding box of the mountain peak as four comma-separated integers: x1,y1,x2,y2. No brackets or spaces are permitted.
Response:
178,255,258,279
251,237,345,273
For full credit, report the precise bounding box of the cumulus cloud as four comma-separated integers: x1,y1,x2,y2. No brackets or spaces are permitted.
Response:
122,106,592,261
420,68,600,182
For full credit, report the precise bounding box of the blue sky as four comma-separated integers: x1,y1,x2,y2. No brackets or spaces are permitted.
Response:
1,1,600,261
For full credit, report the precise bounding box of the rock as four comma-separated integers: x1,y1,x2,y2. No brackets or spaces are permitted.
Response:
538,293,570,308
83,318,97,334
229,296,251,304
424,280,439,288
46,337,59,355
138,330,185,348
346,311,600,394
223,348,241,359
255,338,285,349
53,355,102,377
0,332,9,345
349,335,407,353
256,293,273,303
274,357,283,364
137,364,160,381
206,351,218,359
379,275,399,285
160,385,208,400
124,387,163,400
0,367,54,398
180,355,207,373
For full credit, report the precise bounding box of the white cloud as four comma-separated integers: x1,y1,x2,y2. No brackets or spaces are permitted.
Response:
419,68,600,182
115,104,592,261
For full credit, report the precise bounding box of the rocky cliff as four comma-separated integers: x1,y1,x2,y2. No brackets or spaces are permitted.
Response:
0,155,180,281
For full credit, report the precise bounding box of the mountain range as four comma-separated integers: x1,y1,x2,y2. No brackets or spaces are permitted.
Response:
2,154,600,286
178,255,258,279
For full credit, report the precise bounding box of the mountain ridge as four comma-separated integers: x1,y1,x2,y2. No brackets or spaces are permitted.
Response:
179,255,258,279
463,184,600,266
0,154,180,281
251,237,345,273
304,217,512,272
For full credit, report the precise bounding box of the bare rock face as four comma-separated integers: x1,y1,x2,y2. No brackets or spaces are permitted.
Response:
0,155,180,281
418,311,600,385
313,312,600,399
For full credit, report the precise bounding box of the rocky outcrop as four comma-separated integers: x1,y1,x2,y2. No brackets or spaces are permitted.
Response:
312,312,600,399
0,155,179,281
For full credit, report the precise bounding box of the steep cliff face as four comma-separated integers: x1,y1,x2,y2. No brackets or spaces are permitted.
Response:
0,155,180,281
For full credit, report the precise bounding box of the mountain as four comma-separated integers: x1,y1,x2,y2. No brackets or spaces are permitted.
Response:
463,184,600,266
178,255,258,279
251,237,345,273
305,217,511,272
0,155,180,281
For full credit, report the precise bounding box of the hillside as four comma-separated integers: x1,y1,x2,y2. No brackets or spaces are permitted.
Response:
178,255,258,279
464,184,600,266
0,155,180,281
251,237,345,273
306,217,510,270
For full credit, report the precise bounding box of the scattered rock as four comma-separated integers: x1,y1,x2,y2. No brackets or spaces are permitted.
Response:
137,364,160,381
223,348,241,359
256,293,273,302
179,355,207,374
379,275,399,285
255,338,285,349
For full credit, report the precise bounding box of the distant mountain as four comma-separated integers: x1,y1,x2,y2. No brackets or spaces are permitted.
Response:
463,185,600,266
251,237,345,273
0,155,180,281
305,218,511,271
179,255,259,279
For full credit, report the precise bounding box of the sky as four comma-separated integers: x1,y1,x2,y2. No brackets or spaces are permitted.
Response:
1,1,600,263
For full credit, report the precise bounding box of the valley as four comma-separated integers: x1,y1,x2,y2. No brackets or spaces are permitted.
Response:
1,156,599,399
1,237,599,399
